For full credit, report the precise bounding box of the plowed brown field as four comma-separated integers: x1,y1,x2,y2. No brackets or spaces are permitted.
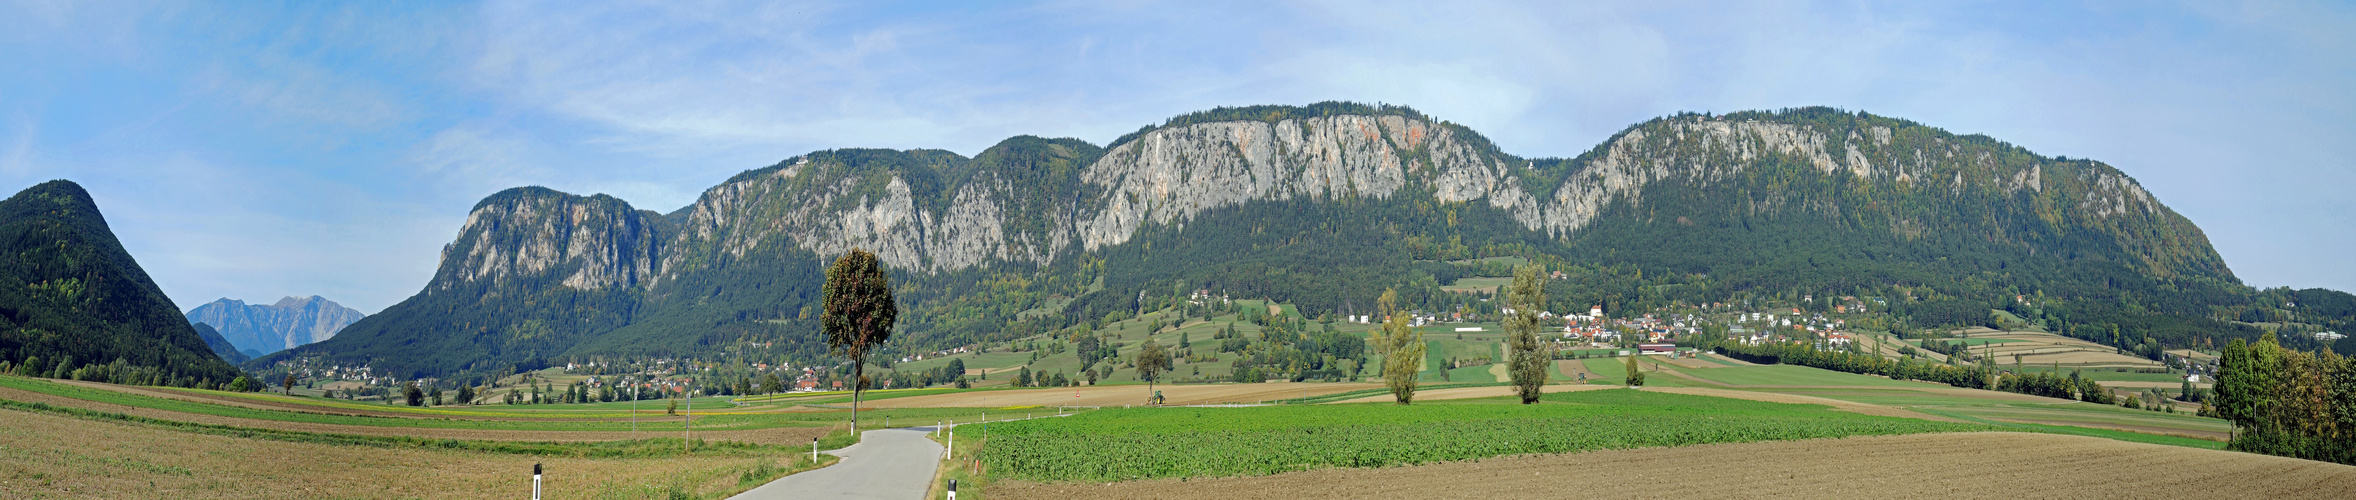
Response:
993,432,2356,499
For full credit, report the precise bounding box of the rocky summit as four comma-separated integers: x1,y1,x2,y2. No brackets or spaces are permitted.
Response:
185,296,366,356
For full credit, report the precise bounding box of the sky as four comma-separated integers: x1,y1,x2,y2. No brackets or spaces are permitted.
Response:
2,0,2350,314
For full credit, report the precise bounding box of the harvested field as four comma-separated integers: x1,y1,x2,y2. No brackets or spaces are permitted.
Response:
992,432,2356,499
1657,356,1723,370
0,407,799,499
1553,359,1593,381
0,385,831,445
863,382,1378,408
53,381,599,422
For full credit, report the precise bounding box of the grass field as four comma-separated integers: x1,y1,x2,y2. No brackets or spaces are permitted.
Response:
979,389,1988,482
1673,365,1944,388
1441,277,1511,293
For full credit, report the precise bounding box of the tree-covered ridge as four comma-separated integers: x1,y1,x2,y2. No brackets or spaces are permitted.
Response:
193,322,249,364
1510,107,2232,283
0,180,244,386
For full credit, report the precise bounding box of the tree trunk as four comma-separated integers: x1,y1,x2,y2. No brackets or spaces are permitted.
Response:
851,362,863,431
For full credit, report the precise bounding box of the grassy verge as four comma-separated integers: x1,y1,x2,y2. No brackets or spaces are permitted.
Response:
927,428,990,500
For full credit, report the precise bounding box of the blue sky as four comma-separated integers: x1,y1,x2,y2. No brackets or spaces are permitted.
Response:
2,1,2350,314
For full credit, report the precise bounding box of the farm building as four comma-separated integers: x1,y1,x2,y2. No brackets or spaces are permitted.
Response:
1638,343,1676,355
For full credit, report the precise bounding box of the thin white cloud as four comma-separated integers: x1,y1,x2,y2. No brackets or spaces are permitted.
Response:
410,124,549,194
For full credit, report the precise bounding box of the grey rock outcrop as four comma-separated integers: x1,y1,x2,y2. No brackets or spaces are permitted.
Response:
421,105,2224,296
184,296,366,355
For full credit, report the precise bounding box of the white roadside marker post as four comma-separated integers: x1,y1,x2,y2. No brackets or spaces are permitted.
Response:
947,479,958,500
532,463,542,500
811,437,819,464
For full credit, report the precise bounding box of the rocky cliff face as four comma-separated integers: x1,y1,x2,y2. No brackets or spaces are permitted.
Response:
432,188,664,294
184,295,366,354
413,107,2225,294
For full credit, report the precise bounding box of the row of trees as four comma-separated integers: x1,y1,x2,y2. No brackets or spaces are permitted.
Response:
2211,334,2356,465
1369,262,1557,405
1712,342,1993,390
0,355,243,392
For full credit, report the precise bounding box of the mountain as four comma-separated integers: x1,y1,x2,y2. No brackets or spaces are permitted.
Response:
0,180,245,385
262,103,2355,381
193,322,250,364
184,295,365,355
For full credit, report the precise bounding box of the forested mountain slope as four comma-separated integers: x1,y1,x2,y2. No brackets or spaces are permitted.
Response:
0,180,246,385
260,103,2353,381
194,322,250,364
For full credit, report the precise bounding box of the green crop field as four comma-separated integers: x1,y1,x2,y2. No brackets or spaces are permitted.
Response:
980,390,1989,482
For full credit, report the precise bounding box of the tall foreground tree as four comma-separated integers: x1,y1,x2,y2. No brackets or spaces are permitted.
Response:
1376,288,1424,404
823,249,897,431
1503,263,1549,404
1135,338,1170,403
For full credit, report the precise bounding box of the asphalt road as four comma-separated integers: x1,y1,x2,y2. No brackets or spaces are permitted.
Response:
732,426,945,500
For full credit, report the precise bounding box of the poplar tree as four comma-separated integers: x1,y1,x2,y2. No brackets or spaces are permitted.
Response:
1504,263,1549,404
1377,288,1424,404
1625,354,1646,387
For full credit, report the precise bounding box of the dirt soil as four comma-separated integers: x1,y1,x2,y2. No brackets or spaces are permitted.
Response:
991,432,2356,499
862,382,1380,408
1555,359,1599,382
0,385,829,445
